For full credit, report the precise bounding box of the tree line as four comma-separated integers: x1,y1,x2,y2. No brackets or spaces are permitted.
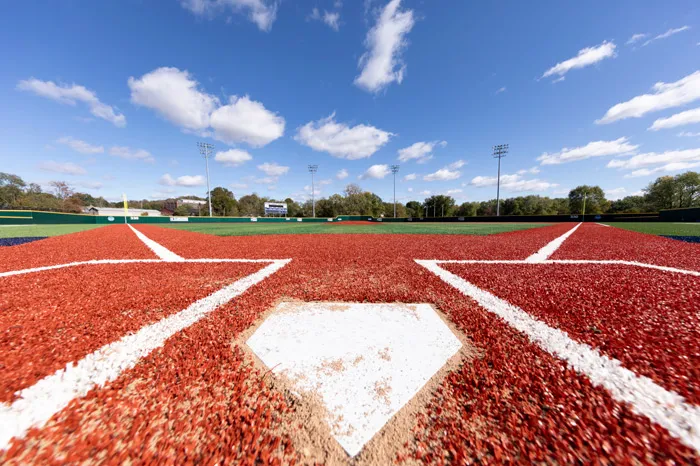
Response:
1,171,698,217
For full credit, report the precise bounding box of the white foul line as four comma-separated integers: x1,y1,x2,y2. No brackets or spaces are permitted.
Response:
0,258,290,451
595,223,610,227
416,259,700,454
128,224,184,262
525,222,581,263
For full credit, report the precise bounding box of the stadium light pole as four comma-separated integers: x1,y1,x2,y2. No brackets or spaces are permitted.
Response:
308,164,318,217
492,144,508,216
391,165,400,218
197,142,214,217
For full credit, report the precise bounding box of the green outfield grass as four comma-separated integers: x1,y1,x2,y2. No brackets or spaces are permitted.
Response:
160,222,552,236
605,222,700,237
0,224,106,238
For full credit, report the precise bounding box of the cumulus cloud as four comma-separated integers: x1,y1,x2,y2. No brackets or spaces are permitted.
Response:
257,162,289,176
642,26,690,47
424,168,460,182
354,0,415,93
56,136,104,154
496,86,507,94
336,168,349,180
214,149,252,167
649,107,700,131
38,161,87,176
109,146,155,163
397,140,446,163
470,172,557,192
17,78,126,127
596,71,700,124
607,148,700,170
446,189,462,195
517,166,540,175
542,41,616,80
360,164,391,179
128,67,284,147
447,159,466,169
624,161,700,178
604,187,628,200
180,0,278,31
309,7,340,31
160,173,206,187
537,137,638,165
403,173,416,181
678,131,700,137
294,113,393,159
626,33,648,45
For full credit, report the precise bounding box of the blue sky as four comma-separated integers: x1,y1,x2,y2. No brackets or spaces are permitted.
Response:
1,0,699,204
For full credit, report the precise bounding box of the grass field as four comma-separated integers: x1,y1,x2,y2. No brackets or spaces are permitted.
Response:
0,224,106,238
605,222,700,237
159,222,551,236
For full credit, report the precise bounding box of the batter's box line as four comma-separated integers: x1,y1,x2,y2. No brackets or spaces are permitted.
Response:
415,259,700,454
0,258,291,451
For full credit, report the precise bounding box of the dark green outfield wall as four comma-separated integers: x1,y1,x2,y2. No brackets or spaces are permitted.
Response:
0,208,697,225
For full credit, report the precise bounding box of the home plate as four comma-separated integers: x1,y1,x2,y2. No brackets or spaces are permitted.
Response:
246,302,463,458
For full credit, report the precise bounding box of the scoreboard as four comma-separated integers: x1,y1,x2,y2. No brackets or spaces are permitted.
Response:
264,202,288,216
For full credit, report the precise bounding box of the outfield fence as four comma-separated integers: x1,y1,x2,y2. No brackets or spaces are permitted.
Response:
0,209,697,225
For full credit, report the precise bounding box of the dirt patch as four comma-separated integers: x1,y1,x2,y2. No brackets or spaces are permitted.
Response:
234,301,479,465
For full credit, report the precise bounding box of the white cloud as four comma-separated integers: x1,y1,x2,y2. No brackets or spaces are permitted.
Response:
447,159,466,169
180,0,278,31
537,137,638,165
336,168,349,180
407,187,413,192
607,148,700,170
253,176,277,184
625,162,700,178
160,173,206,187
470,172,557,192
56,136,104,154
542,41,616,80
354,0,415,93
403,173,417,181
678,131,700,137
596,71,700,124
517,166,540,175
319,179,333,186
303,185,322,196
257,162,289,176
360,164,391,179
38,161,87,176
424,168,460,182
626,33,648,45
604,187,627,200
214,149,252,167
309,7,340,31
446,189,462,195
642,26,690,47
419,190,431,195
17,78,125,127
210,95,285,147
295,113,393,159
109,146,155,163
230,182,249,190
397,140,446,163
649,107,700,131
129,67,283,147
496,86,506,94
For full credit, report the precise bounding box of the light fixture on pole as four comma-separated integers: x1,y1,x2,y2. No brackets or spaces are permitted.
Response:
308,164,318,218
197,142,214,217
391,165,400,218
492,144,509,216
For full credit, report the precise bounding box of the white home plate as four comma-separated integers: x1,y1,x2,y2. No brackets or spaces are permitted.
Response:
246,302,462,457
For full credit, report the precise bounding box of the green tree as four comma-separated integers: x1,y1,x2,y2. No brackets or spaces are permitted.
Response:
238,194,264,216
211,187,238,216
568,185,609,215
423,195,456,217
405,201,423,218
0,172,26,207
608,195,648,213
674,171,700,208
284,198,302,217
455,201,477,217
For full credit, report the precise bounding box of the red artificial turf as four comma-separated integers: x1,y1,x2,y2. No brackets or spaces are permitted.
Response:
0,225,156,273
0,261,263,402
1,223,696,464
552,223,700,271
442,262,700,405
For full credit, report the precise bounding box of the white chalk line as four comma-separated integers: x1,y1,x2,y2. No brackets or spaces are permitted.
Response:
524,222,581,263
595,222,610,227
416,259,700,453
128,224,183,261
429,259,700,277
0,258,291,451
